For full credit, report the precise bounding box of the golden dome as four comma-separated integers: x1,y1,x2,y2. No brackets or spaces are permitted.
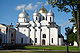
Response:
39,6,47,13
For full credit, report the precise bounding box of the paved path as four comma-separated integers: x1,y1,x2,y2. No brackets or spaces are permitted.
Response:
0,50,79,53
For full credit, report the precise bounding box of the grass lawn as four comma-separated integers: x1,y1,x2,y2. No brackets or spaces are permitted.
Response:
0,46,79,53
24,46,79,50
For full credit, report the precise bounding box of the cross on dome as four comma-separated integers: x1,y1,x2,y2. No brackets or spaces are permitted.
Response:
39,5,47,13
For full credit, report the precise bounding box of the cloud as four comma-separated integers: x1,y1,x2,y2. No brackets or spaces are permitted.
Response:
16,4,26,10
25,3,38,10
36,2,43,5
25,3,33,10
16,1,49,10
60,21,73,27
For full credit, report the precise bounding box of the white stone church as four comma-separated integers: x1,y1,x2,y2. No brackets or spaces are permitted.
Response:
15,6,64,46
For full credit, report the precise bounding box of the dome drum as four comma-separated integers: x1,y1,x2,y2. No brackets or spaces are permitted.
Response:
47,13,54,16
47,10,54,16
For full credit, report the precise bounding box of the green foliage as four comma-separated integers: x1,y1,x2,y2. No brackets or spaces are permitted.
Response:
48,0,80,47
69,17,76,27
68,32,77,43
48,0,79,12
65,26,77,44
69,17,76,23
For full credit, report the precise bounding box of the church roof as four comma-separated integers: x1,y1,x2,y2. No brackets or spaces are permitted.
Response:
0,23,6,26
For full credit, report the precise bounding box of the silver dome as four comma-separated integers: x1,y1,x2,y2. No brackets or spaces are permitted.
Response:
33,10,40,16
18,10,29,18
47,10,54,16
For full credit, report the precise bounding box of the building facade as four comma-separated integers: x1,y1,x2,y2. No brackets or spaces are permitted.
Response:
0,24,16,46
16,6,64,46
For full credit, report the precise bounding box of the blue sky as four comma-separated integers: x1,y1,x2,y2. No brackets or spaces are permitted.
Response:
0,0,73,39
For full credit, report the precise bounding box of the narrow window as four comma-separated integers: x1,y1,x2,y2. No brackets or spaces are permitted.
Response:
11,34,13,38
43,17,45,20
43,34,46,38
30,29,31,31
24,30,26,31
21,38,23,44
39,17,41,21
41,29,42,31
35,29,37,31
30,38,31,43
35,38,37,43
52,38,53,43
50,17,51,22
33,27,35,29
36,17,37,20
46,17,47,20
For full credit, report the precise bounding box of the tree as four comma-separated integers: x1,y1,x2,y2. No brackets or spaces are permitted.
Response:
48,0,80,49
65,26,77,45
65,26,70,53
68,32,77,45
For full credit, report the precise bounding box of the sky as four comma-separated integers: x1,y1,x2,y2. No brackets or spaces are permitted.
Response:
0,0,73,39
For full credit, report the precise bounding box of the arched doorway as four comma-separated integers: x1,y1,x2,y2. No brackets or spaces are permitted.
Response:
42,39,45,45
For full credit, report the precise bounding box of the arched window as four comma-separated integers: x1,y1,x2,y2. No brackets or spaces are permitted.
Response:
43,34,46,38
35,38,37,43
52,38,53,43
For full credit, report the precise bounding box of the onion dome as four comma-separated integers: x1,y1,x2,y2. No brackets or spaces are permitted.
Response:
18,9,29,18
47,10,54,16
33,10,40,16
39,6,47,14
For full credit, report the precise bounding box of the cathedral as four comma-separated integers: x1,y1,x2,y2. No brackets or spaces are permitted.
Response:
15,6,64,46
